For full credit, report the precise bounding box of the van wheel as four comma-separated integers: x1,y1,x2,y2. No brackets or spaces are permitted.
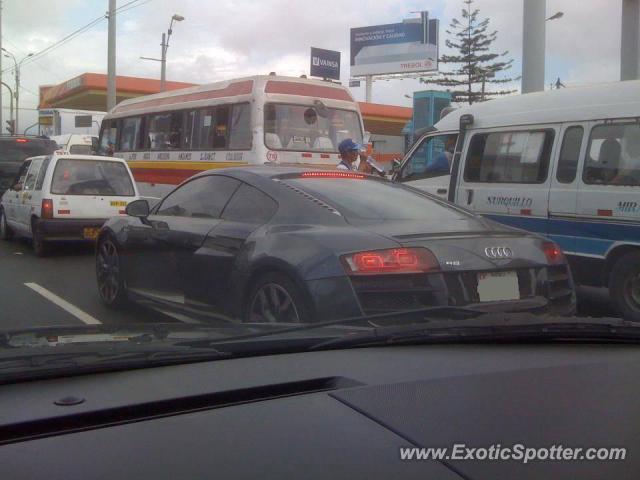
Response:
96,236,129,308
0,209,12,240
609,252,640,322
31,219,47,257
245,272,310,323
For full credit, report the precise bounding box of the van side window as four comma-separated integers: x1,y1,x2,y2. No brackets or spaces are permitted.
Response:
464,130,554,184
556,126,583,184
398,134,457,181
583,123,640,186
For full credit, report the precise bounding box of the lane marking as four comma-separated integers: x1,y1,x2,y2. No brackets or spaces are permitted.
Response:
24,283,102,325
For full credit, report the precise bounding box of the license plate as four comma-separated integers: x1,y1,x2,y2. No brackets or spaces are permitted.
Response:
110,201,127,207
83,227,100,240
477,271,520,302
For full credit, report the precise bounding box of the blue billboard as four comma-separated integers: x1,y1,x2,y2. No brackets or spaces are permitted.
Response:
350,12,439,76
310,47,341,80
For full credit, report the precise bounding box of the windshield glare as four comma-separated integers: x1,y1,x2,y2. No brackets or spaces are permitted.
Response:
264,103,362,152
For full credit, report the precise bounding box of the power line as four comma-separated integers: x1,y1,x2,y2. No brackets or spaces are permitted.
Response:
3,0,149,73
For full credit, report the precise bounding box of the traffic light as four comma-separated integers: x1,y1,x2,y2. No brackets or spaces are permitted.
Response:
5,119,15,135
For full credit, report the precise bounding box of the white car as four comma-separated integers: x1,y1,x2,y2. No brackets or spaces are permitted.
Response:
0,154,139,256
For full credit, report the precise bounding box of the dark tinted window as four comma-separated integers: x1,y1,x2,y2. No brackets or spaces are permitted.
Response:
284,178,468,223
556,126,583,184
0,138,57,162
465,130,555,184
222,184,277,223
157,175,240,218
69,144,93,155
51,159,135,196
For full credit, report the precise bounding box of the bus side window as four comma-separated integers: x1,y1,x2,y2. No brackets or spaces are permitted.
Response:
184,110,199,150
229,103,252,150
214,106,230,149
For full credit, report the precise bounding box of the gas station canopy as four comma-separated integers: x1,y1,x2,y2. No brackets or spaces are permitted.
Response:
38,73,195,111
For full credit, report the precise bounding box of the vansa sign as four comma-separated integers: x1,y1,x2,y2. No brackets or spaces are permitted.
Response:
310,47,341,80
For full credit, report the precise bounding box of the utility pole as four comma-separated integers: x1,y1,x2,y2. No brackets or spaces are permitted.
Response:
621,0,640,80
1,82,12,133
107,0,116,111
522,0,546,93
160,33,166,91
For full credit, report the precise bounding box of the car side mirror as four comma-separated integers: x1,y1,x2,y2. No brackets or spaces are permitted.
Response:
125,199,150,218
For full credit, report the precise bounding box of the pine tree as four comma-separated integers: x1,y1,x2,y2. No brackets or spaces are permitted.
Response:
421,0,517,104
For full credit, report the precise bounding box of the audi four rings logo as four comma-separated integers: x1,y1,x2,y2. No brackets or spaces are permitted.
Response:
484,247,513,259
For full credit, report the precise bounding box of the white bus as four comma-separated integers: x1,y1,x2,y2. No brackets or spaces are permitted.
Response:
98,75,365,198
393,79,640,321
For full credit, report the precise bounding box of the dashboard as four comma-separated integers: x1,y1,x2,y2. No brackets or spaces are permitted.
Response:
1,343,639,479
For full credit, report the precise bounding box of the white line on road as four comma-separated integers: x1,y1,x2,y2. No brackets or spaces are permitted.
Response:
24,283,102,325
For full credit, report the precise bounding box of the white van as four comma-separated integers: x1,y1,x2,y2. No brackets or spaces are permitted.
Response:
0,154,139,256
50,134,97,155
394,80,640,321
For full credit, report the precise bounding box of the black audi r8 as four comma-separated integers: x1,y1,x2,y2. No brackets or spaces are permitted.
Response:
96,167,576,323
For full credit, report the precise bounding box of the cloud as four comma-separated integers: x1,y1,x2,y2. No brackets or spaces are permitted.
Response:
0,0,629,131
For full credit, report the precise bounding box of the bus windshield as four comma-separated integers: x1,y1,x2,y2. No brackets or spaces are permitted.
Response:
264,103,362,152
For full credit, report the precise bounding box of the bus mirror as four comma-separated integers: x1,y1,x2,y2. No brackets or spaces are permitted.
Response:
363,131,371,145
91,137,100,154
459,114,474,130
313,100,329,118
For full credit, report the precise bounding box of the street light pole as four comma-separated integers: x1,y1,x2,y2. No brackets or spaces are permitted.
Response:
2,49,32,134
160,14,184,91
1,81,12,132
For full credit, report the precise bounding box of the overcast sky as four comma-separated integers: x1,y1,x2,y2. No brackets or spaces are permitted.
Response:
0,0,625,131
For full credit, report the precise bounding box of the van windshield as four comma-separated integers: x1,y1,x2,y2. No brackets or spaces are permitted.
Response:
264,104,362,152
51,159,135,196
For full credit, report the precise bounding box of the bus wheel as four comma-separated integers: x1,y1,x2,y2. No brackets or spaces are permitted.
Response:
609,252,640,322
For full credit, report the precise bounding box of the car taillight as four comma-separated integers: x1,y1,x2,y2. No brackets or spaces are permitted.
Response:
41,199,54,219
342,248,440,275
542,241,565,264
15,138,28,143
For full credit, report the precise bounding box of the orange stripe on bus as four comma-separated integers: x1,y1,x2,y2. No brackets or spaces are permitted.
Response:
112,80,254,114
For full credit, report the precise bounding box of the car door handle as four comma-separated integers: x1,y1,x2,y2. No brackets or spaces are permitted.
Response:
466,189,474,205
437,188,447,195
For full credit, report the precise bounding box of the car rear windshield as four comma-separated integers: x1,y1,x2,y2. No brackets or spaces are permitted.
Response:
284,177,469,223
0,138,57,163
69,144,93,155
51,159,135,196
